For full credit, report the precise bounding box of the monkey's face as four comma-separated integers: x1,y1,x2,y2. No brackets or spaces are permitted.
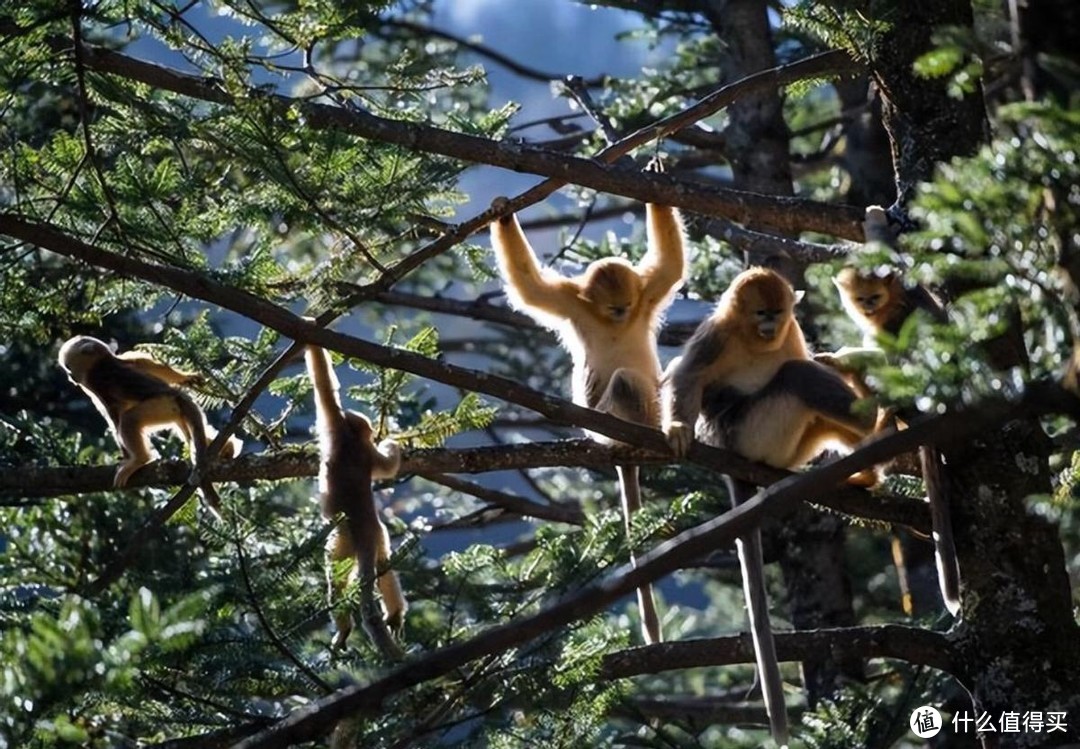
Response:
579,259,641,325
747,302,793,347
344,411,375,444
58,335,113,382
729,270,797,349
835,268,896,319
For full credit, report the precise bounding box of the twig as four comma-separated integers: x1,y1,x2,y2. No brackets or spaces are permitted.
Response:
421,472,585,525
381,19,606,87
234,533,333,692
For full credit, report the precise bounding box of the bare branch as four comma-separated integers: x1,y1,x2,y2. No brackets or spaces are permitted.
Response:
381,19,606,86
367,289,699,346
419,472,586,525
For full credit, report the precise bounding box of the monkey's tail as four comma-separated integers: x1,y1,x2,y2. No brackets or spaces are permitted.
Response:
616,465,662,645
921,446,961,616
727,476,789,748
176,392,224,517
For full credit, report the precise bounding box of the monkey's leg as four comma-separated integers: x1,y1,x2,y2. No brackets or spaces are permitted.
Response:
921,445,961,616
727,476,789,747
790,420,879,487
114,404,160,487
759,360,879,484
326,528,355,651
599,370,663,644
373,521,407,634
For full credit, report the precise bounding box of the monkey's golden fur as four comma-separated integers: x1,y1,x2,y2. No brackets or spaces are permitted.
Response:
490,199,686,646
663,268,874,473
58,335,241,489
305,345,405,654
491,201,685,426
832,247,959,617
661,268,878,747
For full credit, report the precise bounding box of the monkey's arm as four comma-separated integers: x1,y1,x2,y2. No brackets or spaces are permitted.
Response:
372,439,402,480
490,210,580,321
117,352,201,386
662,323,726,456
305,346,346,431
639,204,686,301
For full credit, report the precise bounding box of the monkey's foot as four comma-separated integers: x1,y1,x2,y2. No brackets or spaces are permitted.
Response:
846,468,880,488
113,463,145,488
663,421,694,458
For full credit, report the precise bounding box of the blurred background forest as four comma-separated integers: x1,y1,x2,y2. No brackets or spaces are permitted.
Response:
1,0,1079,747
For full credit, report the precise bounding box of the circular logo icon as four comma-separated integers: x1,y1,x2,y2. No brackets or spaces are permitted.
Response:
910,705,943,738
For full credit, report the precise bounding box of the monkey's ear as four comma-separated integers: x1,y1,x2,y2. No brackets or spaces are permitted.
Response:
793,290,806,304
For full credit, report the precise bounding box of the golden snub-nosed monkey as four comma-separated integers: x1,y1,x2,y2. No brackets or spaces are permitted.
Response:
490,197,685,646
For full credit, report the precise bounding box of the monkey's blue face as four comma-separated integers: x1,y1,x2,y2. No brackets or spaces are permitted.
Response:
606,304,630,322
754,309,787,340
580,259,640,325
854,293,884,314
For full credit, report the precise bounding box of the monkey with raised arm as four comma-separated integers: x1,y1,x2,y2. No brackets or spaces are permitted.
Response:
490,198,685,645
58,336,242,509
305,344,405,657
662,267,878,747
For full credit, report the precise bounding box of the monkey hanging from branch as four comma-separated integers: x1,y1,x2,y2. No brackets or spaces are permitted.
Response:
827,205,960,617
58,335,242,511
662,267,880,747
489,195,686,646
305,343,406,658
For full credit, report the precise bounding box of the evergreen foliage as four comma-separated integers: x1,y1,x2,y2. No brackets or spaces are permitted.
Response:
1,1,1078,748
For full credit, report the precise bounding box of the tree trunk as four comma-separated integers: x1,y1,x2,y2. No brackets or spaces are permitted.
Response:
873,0,987,205
875,0,1080,741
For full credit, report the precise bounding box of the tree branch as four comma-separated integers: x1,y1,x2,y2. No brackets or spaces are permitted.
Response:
419,472,586,525
367,289,699,346
228,417,963,749
0,443,929,534
599,625,955,680
63,40,865,240
381,19,605,87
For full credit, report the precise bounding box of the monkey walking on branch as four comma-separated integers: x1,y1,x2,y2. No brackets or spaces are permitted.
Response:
58,335,242,512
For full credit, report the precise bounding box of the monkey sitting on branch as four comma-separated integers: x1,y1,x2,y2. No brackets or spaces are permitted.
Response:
305,343,406,658
58,335,242,510
827,204,960,617
662,267,879,748
489,196,685,646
